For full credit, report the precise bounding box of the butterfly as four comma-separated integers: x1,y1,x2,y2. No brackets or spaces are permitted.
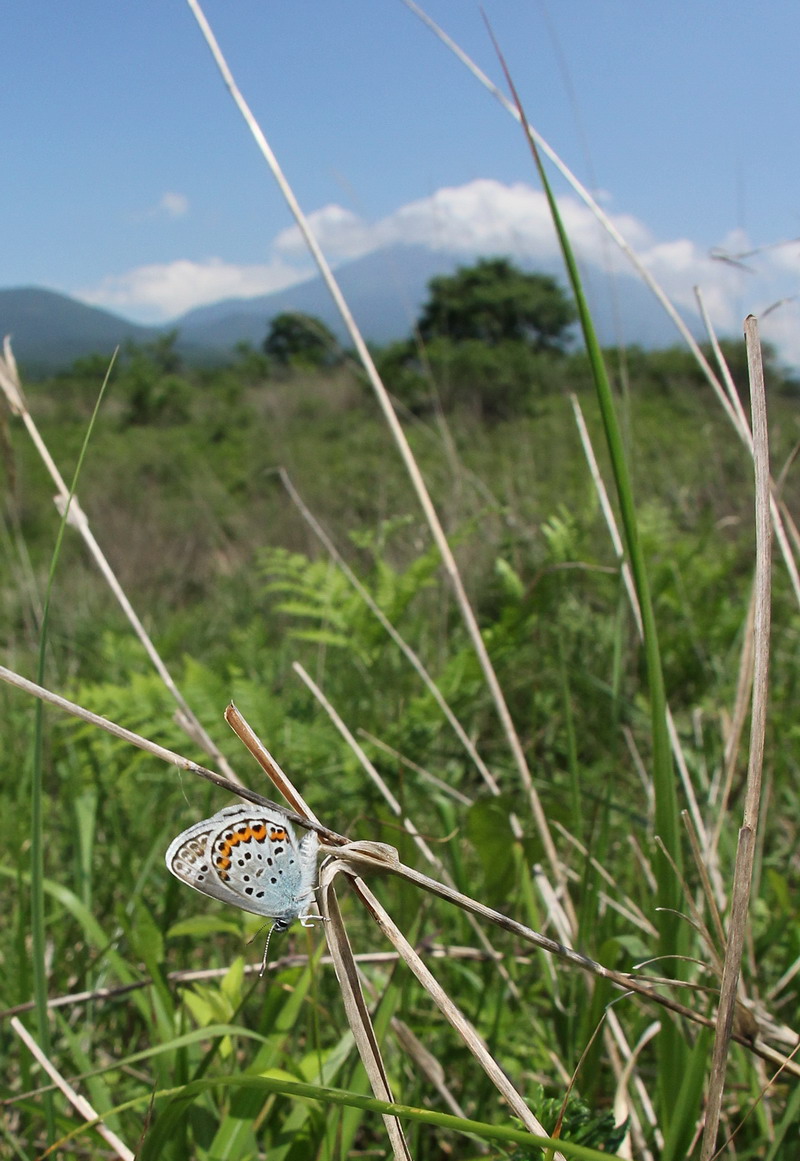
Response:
166,804,320,970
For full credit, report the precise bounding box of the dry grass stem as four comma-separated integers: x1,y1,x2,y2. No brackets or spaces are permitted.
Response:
766,954,800,1005
713,594,756,844
700,317,773,1160
569,393,642,639
694,287,753,439
335,850,701,1020
356,730,474,807
775,442,800,498
11,1017,134,1161
336,846,800,1075
694,292,800,607
0,946,524,1027
606,1013,660,1160
777,495,800,558
293,661,522,997
295,662,453,867
0,664,347,843
185,0,574,931
627,834,659,896
681,812,728,955
553,823,658,937
0,338,242,786
321,858,565,1157
318,882,411,1160
390,1019,476,1127
223,702,318,821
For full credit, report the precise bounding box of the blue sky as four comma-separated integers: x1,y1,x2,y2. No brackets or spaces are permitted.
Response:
5,2,800,361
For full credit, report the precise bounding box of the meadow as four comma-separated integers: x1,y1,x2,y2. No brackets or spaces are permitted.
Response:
2,323,800,1159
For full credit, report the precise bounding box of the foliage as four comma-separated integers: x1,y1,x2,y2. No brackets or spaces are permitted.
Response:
262,310,342,368
376,258,575,418
230,339,271,383
618,337,789,397
417,257,576,351
510,1088,629,1157
379,335,567,419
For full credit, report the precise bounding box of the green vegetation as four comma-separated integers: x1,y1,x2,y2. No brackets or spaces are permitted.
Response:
377,257,577,419
3,257,800,1158
263,311,343,369
417,257,576,350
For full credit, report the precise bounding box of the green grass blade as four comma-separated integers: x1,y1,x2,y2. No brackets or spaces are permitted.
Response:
487,32,688,1131
138,1073,627,1161
490,39,681,916
27,357,114,1143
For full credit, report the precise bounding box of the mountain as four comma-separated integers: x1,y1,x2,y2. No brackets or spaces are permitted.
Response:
174,243,706,355
0,247,708,374
0,287,160,374
175,245,463,349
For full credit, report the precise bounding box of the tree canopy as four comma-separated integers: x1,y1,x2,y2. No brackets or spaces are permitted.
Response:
375,257,577,419
263,311,341,368
417,257,576,352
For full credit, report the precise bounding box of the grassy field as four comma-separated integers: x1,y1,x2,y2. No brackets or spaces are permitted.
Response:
2,326,800,1158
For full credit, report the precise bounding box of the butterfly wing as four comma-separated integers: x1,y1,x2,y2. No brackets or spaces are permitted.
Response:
166,804,318,922
165,812,263,912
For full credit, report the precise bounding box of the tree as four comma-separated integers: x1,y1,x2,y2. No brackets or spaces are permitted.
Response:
262,312,341,368
377,259,576,420
417,257,575,352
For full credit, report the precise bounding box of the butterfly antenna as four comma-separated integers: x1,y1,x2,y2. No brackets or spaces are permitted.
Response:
259,922,277,977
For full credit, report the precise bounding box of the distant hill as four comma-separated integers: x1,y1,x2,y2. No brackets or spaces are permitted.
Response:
0,246,709,374
0,287,160,374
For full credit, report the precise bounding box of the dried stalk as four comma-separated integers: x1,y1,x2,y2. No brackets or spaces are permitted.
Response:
700,318,772,1159
321,885,411,1160
11,1017,134,1161
0,665,346,844
0,946,523,1025
293,661,522,999
0,339,241,785
319,857,564,1158
694,289,800,607
184,0,573,931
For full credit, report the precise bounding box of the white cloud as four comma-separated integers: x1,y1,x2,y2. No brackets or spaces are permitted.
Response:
274,204,367,260
274,180,655,265
79,256,310,322
158,191,189,218
79,178,800,365
130,191,190,222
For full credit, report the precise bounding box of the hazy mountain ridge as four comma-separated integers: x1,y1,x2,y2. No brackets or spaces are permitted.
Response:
0,245,706,373
0,287,160,374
